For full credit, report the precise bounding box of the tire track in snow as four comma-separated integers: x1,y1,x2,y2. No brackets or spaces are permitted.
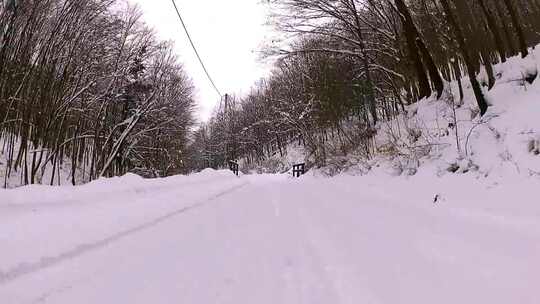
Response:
289,184,384,304
0,182,249,285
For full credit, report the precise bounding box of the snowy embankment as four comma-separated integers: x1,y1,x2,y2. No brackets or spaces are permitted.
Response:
258,47,540,182
378,50,540,180
1,169,539,303
365,48,540,182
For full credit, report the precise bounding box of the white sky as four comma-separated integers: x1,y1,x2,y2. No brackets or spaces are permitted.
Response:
129,0,274,121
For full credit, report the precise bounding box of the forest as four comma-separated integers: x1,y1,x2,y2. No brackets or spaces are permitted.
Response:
189,0,540,173
0,0,195,187
1,0,540,186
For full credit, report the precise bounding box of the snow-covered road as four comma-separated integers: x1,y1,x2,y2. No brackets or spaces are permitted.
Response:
1,170,539,303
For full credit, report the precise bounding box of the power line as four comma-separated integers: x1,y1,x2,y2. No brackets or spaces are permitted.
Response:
170,0,223,98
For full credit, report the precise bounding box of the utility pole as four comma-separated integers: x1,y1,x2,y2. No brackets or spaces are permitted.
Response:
223,93,231,163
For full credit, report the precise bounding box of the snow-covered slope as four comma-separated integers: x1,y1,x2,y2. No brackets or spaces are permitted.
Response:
247,48,540,183
373,49,540,181
1,169,539,303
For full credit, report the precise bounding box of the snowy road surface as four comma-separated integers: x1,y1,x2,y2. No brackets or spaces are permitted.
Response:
1,170,539,303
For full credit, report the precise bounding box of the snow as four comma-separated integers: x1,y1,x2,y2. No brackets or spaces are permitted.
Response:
239,138,308,174
1,168,539,303
2,36,540,304
355,47,540,184
242,48,540,180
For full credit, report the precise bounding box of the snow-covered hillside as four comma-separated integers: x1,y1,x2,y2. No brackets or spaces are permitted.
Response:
1,169,539,303
253,47,540,184
372,48,540,181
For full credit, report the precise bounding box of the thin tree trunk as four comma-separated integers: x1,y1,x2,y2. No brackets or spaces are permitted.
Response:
503,0,528,57
349,0,378,124
440,0,489,115
493,0,517,56
478,0,507,62
395,0,431,99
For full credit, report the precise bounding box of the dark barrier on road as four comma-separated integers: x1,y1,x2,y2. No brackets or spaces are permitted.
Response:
229,161,239,176
292,163,305,177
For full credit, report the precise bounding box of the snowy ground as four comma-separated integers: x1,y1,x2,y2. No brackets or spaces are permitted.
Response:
1,169,539,303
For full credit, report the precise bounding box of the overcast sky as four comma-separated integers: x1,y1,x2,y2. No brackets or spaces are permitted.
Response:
129,0,274,121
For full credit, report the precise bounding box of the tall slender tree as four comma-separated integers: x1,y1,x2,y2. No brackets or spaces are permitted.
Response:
478,0,507,62
439,0,489,115
503,0,528,57
395,0,444,99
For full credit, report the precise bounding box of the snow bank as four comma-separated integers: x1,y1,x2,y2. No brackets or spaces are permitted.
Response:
352,47,540,185
1,169,237,205
0,168,244,286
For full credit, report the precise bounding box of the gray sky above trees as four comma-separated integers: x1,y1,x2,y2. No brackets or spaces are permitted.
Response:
130,0,273,121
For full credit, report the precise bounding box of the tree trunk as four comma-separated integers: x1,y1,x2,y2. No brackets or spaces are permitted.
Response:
502,0,528,57
493,0,517,56
447,0,478,73
349,0,378,124
395,0,432,99
478,0,507,62
440,0,489,115
481,51,496,89
416,34,445,99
